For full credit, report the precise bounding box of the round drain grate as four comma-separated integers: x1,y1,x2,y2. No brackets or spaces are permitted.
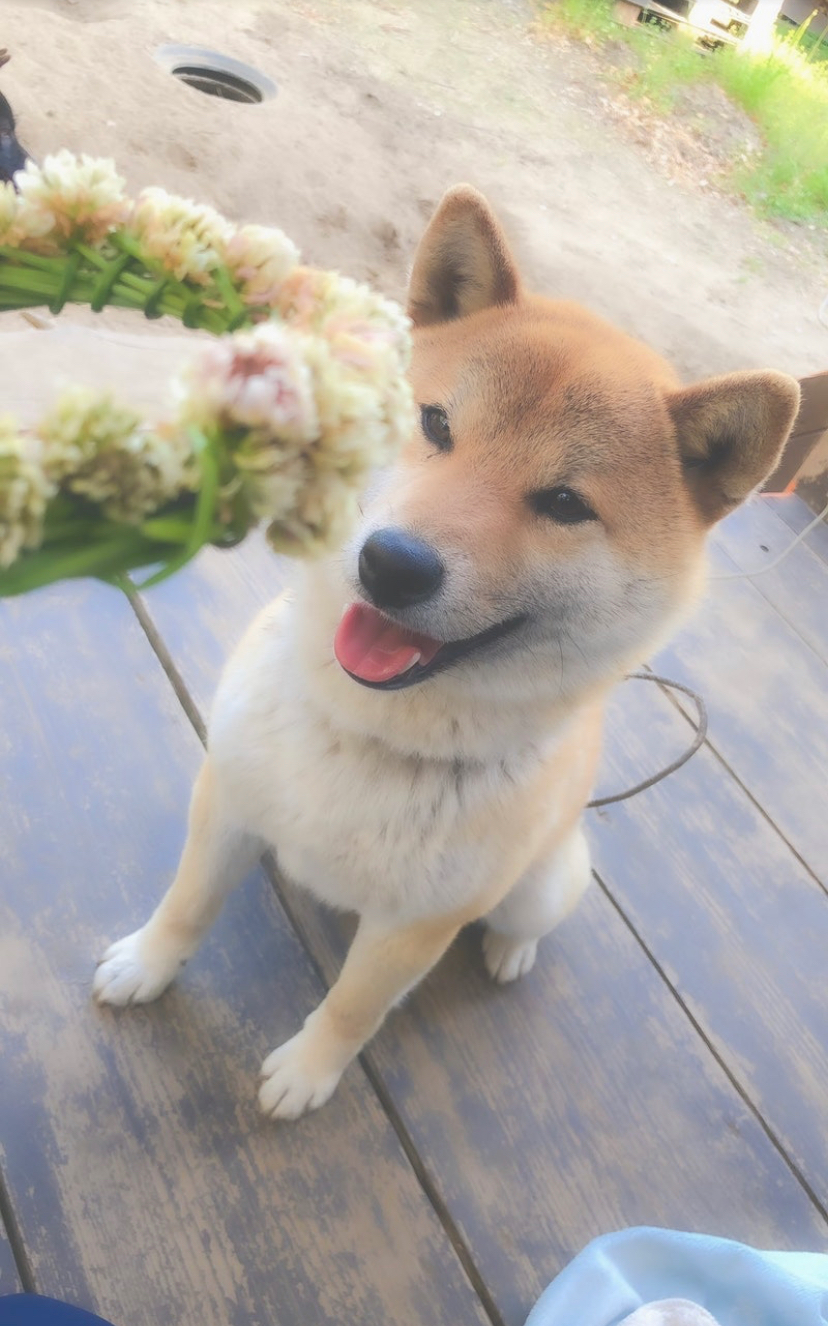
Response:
172,66,262,103
154,45,277,104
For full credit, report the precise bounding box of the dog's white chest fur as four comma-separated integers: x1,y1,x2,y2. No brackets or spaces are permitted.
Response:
208,597,556,923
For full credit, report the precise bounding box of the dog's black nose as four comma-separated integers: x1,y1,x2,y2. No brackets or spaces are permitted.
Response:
359,529,445,609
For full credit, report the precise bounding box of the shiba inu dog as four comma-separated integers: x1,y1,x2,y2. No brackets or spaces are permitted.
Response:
93,187,799,1119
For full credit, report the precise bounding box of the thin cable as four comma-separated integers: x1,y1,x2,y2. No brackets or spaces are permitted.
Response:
712,495,828,581
587,671,708,809
586,492,825,805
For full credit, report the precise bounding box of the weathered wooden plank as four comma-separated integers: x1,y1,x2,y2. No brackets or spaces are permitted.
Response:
297,890,828,1326
0,582,489,1326
651,538,828,878
712,498,828,663
136,542,828,1325
592,675,828,1197
0,1221,21,1296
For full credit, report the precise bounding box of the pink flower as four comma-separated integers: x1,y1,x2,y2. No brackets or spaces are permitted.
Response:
225,224,299,307
176,322,319,442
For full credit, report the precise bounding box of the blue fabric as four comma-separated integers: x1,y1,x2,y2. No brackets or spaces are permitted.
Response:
0,1297,115,1325
526,1229,828,1326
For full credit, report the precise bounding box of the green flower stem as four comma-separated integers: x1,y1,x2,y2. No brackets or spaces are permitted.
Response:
0,531,159,596
0,267,65,296
0,242,247,335
0,245,70,272
90,253,132,312
213,265,247,327
75,245,208,317
71,243,110,269
50,251,83,314
140,516,199,542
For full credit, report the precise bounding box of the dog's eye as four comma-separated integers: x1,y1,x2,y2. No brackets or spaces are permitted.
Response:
530,487,597,525
421,405,452,451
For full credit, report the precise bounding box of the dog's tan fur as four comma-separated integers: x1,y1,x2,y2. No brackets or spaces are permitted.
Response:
94,188,799,1119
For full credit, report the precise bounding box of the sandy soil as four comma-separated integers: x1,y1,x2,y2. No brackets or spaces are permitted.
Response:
1,0,826,392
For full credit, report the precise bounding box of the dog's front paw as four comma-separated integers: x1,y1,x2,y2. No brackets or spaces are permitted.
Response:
482,930,538,984
258,1027,344,1121
93,928,183,1006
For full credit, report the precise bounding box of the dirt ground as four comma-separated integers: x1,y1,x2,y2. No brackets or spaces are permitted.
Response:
1,0,827,392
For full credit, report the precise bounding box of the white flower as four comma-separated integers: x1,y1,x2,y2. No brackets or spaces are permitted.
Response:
15,151,129,245
266,472,361,558
175,322,319,443
0,163,416,573
0,418,53,567
275,267,411,367
0,176,57,250
173,308,413,554
128,187,232,284
38,386,194,522
225,224,299,307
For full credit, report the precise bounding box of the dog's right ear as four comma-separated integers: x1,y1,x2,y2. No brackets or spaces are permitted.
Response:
407,186,521,328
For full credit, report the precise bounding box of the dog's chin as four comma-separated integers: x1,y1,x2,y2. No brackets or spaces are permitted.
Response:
339,608,529,691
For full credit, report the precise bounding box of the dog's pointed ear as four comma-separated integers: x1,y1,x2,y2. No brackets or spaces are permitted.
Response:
668,370,800,526
407,185,521,328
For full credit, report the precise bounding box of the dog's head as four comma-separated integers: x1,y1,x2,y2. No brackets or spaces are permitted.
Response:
327,187,799,707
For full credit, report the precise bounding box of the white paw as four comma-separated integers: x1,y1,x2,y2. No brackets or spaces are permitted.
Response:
483,931,538,984
258,1027,344,1121
93,928,183,1006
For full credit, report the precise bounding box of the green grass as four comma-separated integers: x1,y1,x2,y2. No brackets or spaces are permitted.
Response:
539,0,828,226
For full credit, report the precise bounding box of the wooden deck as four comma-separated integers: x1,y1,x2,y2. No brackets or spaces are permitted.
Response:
1,493,827,1325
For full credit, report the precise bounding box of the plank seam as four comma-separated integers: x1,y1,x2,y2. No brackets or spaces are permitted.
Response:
766,500,828,570
651,674,828,903
128,591,505,1326
259,855,507,1326
730,572,828,670
0,1170,35,1292
593,868,828,1231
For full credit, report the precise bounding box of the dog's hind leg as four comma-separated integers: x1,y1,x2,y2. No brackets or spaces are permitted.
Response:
93,758,263,1006
482,823,592,984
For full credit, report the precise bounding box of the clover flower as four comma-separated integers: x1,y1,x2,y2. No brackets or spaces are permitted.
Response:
225,224,300,308
128,187,232,284
275,267,411,365
38,387,195,523
175,321,319,442
15,151,130,246
0,419,53,568
0,153,414,590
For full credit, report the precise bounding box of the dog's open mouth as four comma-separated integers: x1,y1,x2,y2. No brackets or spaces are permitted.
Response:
334,602,525,690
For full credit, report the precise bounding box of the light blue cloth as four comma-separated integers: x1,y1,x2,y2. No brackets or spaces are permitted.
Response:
526,1228,828,1326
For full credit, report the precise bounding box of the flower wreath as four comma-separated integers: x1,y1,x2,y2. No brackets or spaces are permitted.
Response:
0,152,413,596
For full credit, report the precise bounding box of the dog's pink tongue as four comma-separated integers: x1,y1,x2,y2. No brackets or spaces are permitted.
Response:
334,603,442,683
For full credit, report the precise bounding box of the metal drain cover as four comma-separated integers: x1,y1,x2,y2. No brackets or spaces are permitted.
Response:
154,45,277,104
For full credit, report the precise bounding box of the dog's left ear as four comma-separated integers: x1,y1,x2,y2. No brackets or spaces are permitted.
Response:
668,370,800,526
408,185,521,328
